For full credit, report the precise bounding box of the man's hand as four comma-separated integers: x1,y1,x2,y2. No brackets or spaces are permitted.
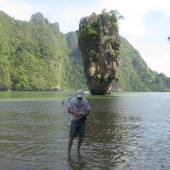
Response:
74,112,80,117
81,113,86,117
82,110,89,117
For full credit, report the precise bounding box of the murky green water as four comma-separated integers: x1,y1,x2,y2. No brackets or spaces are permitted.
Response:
0,91,170,170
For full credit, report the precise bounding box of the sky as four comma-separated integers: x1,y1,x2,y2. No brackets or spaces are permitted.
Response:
0,0,170,77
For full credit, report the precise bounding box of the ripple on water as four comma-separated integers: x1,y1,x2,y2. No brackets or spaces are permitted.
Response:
0,92,170,169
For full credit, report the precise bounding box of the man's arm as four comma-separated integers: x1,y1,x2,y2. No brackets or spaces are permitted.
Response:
82,100,90,117
82,110,90,117
67,107,80,117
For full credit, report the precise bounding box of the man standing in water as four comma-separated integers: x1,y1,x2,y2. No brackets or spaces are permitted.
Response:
67,89,90,156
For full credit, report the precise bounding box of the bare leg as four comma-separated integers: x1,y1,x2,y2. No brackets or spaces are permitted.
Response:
68,137,74,157
77,137,82,153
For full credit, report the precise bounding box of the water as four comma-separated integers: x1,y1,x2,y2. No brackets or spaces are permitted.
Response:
0,91,170,170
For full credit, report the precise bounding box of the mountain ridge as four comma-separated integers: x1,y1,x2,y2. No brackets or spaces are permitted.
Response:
0,11,170,91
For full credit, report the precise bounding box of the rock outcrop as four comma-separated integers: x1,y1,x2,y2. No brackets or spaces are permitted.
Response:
78,11,121,95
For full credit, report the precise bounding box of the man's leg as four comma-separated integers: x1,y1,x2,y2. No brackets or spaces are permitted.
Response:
68,120,77,156
68,137,74,156
77,137,82,153
77,121,85,153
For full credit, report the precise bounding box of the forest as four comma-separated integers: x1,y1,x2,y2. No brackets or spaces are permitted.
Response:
0,11,170,91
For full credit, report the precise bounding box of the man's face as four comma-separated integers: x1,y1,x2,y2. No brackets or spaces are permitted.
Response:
77,97,82,101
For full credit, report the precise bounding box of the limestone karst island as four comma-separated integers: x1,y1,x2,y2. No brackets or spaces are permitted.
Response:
78,10,121,95
0,10,170,93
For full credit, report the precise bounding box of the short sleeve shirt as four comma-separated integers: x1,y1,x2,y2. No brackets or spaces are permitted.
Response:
68,97,90,121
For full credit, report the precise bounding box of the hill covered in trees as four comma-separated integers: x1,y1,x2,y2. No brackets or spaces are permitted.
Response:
115,37,170,91
0,11,86,91
0,11,170,92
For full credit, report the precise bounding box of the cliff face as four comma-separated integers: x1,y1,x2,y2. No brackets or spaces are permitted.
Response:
78,11,121,95
0,11,81,91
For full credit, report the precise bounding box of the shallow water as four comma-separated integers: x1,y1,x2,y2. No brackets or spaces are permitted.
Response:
0,91,170,170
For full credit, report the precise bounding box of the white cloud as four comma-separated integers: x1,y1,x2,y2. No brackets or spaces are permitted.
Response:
143,48,170,77
95,0,170,77
1,0,169,35
97,0,170,37
129,38,170,77
59,9,85,32
0,0,33,21
0,0,170,76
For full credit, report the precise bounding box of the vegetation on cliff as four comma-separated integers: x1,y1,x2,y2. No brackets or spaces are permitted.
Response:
78,10,122,94
115,37,170,91
0,10,170,92
0,11,86,91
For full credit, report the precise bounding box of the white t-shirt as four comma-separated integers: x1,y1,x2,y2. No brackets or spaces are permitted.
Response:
68,97,90,121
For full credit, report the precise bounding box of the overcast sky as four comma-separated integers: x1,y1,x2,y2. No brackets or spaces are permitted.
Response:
0,0,170,77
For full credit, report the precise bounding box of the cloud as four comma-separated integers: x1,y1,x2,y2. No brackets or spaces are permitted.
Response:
129,38,170,76
1,0,170,35
59,7,96,32
144,48,170,77
95,0,170,77
98,0,170,37
0,0,33,21
0,0,170,76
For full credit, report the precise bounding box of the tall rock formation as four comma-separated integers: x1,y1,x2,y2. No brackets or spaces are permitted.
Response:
78,10,121,95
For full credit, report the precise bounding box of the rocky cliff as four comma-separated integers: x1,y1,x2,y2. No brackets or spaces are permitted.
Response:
78,11,121,95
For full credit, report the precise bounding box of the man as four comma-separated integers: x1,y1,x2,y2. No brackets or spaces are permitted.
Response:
67,89,90,156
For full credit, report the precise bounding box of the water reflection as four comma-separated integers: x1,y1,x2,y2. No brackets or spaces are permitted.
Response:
66,98,141,169
0,92,170,169
83,99,128,169
67,153,87,170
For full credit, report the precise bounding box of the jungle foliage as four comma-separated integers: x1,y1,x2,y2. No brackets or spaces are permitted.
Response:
0,11,86,91
115,37,170,91
0,11,170,91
